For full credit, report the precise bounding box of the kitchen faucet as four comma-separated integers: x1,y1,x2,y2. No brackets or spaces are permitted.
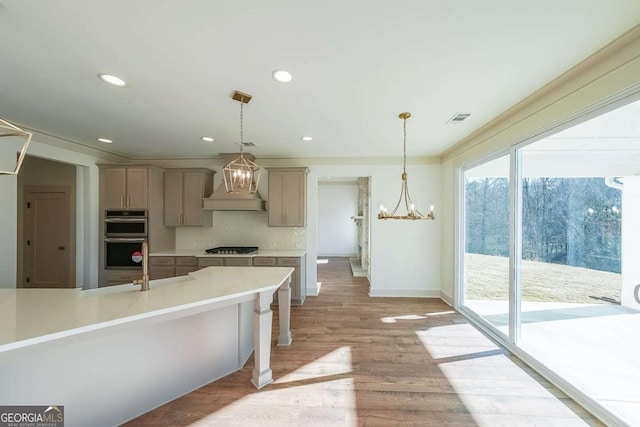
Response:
133,241,150,291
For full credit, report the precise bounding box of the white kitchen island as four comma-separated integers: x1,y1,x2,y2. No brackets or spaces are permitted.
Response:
0,266,293,427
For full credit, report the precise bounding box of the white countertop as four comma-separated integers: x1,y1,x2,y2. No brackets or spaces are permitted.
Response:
150,249,307,258
0,266,293,353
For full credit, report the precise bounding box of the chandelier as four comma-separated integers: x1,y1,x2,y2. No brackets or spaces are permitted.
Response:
0,117,32,175
223,91,261,194
378,112,435,220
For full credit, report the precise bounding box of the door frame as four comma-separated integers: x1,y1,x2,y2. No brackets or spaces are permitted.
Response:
315,176,371,290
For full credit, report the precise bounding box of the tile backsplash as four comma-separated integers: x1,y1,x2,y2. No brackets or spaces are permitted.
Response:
176,211,306,250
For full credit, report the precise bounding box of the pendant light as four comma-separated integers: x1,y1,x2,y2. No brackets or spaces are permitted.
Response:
223,91,261,194
0,117,32,175
378,112,435,220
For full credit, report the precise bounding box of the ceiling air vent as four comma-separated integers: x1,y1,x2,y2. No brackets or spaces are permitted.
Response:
447,113,471,124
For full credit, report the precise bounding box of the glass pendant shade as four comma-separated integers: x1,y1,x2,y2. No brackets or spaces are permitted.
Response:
223,153,261,193
223,91,262,194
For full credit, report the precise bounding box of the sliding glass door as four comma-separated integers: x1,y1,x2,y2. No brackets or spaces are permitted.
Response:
462,154,510,336
459,97,640,426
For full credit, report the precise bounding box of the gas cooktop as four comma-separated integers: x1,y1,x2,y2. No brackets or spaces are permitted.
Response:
205,246,259,255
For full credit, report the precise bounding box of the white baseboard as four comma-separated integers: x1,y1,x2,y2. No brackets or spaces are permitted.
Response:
317,253,358,258
369,288,441,298
439,291,454,306
306,285,319,296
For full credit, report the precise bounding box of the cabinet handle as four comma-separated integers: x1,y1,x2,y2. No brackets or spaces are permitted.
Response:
180,213,184,224
120,196,124,207
127,196,130,207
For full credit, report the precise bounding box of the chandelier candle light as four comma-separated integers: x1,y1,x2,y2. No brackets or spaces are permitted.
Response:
223,91,261,194
378,112,435,220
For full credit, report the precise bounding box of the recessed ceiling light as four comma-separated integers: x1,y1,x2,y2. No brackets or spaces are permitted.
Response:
201,136,214,142
272,69,293,83
98,73,127,87
97,138,113,143
301,136,313,142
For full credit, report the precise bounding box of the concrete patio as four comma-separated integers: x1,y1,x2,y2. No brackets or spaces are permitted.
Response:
465,299,640,426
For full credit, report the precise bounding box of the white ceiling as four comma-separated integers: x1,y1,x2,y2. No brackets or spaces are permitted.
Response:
1,1,639,160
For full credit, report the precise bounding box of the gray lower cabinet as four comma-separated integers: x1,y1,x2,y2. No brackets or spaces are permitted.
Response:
252,257,276,267
223,257,252,267
175,256,199,275
198,258,223,267
253,255,306,305
150,256,198,279
198,257,252,267
159,254,306,305
104,270,142,287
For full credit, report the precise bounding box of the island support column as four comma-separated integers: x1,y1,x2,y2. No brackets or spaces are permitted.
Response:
251,273,293,389
277,275,292,346
251,290,274,389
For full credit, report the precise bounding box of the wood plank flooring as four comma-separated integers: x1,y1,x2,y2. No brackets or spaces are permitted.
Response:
124,257,603,426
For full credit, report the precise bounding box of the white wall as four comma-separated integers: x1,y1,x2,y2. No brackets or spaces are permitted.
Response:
307,161,441,297
439,158,456,304
0,174,18,287
317,181,358,257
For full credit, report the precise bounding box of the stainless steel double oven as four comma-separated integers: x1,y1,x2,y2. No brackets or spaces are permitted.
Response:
104,209,148,269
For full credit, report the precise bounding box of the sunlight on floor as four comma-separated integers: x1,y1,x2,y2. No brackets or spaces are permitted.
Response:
380,311,456,323
416,324,500,359
207,346,356,425
274,346,353,384
192,377,358,426
416,324,582,426
317,258,329,264
381,314,426,323
188,347,357,426
440,356,582,426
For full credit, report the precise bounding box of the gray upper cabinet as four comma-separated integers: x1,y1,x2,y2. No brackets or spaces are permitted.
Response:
100,166,148,209
164,168,214,227
267,167,309,227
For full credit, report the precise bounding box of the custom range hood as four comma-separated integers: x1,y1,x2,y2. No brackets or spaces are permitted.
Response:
203,153,266,211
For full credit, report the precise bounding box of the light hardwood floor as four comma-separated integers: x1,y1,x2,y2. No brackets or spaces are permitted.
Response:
125,257,602,426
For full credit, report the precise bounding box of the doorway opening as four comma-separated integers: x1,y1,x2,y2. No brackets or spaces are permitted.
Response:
17,156,76,288
316,177,370,286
